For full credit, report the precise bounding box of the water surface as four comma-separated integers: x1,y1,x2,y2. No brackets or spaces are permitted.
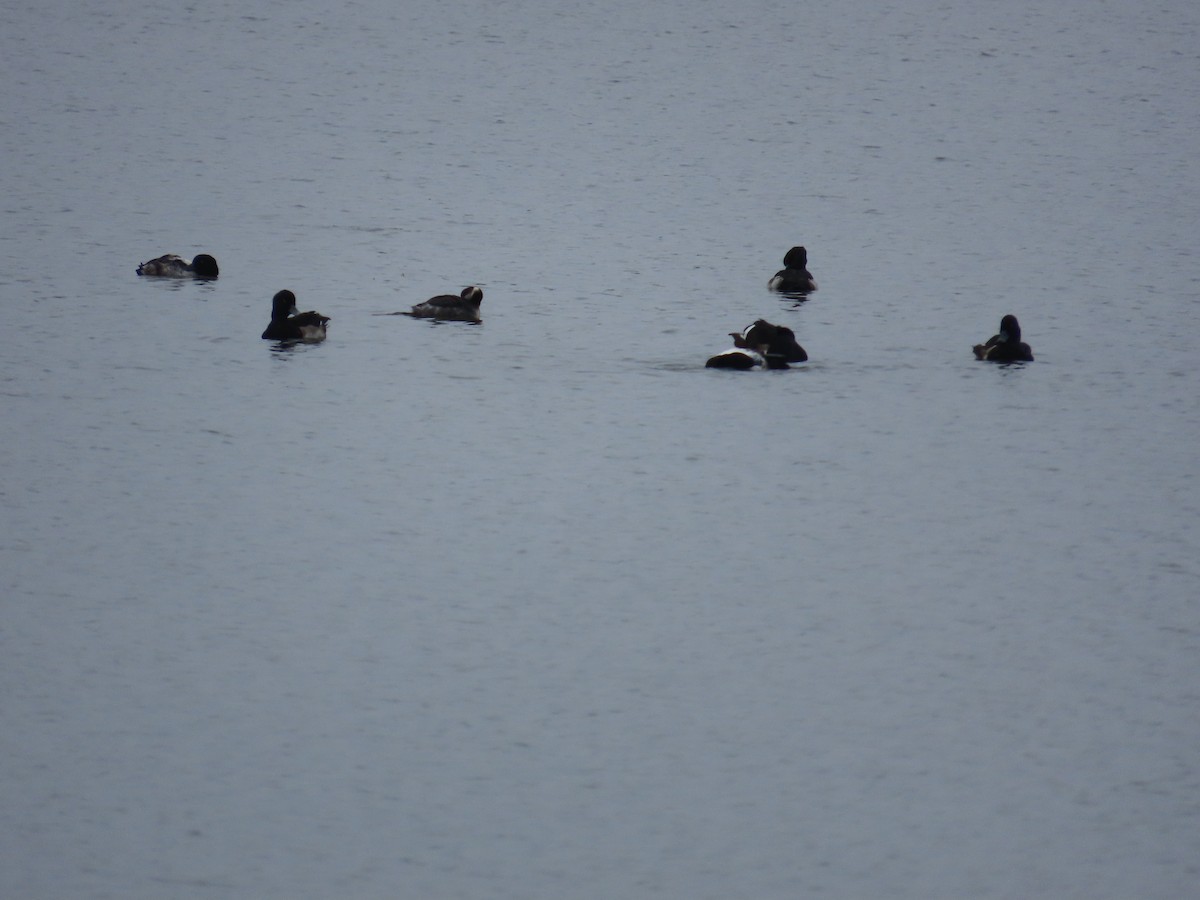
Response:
2,0,1198,897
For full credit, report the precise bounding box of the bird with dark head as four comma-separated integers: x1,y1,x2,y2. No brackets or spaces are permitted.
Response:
973,314,1033,362
406,286,483,322
707,319,808,369
136,253,219,279
261,290,330,342
768,246,817,295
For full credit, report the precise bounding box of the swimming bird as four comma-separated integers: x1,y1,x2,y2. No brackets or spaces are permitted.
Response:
973,314,1033,362
136,253,219,279
768,246,817,294
406,286,483,322
706,319,808,369
261,290,329,342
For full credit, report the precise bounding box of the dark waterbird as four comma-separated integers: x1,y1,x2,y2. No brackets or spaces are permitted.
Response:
262,290,330,342
973,314,1033,362
136,253,219,279
706,319,808,369
767,246,817,295
404,285,483,322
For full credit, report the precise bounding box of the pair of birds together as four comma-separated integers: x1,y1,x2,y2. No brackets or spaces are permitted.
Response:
261,285,483,341
135,252,481,342
706,320,808,369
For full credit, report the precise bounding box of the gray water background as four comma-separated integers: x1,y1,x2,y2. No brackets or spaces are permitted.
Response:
2,0,1198,897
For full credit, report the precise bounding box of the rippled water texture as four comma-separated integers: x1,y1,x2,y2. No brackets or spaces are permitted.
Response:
3,0,1198,897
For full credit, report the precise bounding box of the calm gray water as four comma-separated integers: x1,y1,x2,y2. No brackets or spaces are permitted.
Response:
3,0,1198,897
